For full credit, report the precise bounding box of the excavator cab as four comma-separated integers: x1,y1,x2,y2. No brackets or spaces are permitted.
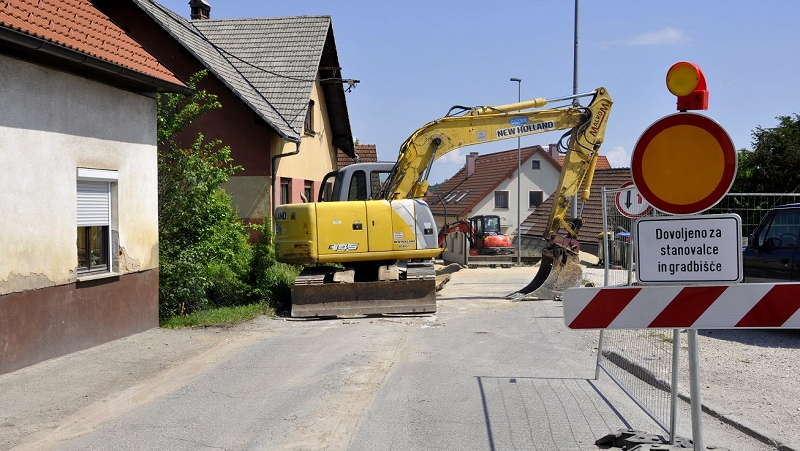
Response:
318,163,394,202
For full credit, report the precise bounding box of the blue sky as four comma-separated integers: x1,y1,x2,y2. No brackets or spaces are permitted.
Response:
156,0,800,184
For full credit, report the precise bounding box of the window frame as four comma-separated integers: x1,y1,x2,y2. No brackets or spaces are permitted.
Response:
304,99,315,136
494,190,509,209
303,180,314,203
280,178,291,205
76,168,117,276
531,159,541,170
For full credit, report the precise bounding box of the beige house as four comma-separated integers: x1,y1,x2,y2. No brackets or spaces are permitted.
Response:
99,0,356,222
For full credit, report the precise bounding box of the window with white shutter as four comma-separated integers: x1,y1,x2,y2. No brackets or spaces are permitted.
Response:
76,168,117,274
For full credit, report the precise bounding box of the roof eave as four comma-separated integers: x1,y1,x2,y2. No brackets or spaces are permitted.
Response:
318,23,355,157
0,26,192,95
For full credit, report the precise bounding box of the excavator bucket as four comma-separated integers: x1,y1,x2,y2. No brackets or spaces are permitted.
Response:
506,246,583,301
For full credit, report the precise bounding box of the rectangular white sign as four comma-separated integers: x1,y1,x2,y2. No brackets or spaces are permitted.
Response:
634,214,742,284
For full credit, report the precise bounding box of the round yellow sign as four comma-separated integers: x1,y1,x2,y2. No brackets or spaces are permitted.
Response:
631,113,736,215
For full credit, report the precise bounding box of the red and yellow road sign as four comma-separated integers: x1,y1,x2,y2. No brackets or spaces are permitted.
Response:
631,112,736,215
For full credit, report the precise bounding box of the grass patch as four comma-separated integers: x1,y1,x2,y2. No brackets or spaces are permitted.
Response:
647,330,674,344
160,302,275,328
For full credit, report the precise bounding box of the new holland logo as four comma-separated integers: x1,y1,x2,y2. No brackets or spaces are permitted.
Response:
509,117,528,127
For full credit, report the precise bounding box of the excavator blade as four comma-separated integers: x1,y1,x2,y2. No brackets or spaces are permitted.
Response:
506,246,583,301
290,263,437,318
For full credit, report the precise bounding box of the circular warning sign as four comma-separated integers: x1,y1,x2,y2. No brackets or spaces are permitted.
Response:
615,182,652,218
631,113,736,215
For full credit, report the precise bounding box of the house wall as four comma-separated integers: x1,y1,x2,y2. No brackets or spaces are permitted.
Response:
94,1,282,224
0,55,159,374
467,154,561,237
274,79,337,205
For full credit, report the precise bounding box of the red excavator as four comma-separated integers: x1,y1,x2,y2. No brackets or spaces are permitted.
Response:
438,215,514,256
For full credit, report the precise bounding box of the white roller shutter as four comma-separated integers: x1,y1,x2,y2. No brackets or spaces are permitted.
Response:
77,181,110,227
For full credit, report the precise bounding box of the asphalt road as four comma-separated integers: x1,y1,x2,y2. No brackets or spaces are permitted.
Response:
0,266,781,450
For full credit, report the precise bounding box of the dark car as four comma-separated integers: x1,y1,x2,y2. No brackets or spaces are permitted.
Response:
742,203,800,282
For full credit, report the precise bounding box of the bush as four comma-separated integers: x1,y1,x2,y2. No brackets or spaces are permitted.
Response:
245,220,301,311
157,70,299,322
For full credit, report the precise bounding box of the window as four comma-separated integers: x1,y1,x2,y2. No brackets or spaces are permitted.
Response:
304,99,315,135
347,170,368,200
369,170,391,199
77,168,117,274
761,210,800,249
494,191,509,209
303,180,314,202
531,159,541,170
280,178,290,204
529,190,543,208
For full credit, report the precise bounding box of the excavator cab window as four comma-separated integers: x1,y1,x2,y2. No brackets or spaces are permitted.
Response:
484,216,501,234
318,170,343,202
348,170,368,200
370,170,391,199
472,217,484,237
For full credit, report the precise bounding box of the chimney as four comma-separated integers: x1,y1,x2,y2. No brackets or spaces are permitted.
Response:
466,152,479,178
548,143,559,158
189,0,211,20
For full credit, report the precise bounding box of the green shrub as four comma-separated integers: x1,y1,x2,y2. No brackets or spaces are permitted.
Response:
157,70,301,322
245,220,300,311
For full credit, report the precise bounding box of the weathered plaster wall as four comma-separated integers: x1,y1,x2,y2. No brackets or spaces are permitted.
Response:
274,79,337,182
0,55,159,295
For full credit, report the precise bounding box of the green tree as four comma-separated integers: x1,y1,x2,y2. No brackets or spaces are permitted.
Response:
733,114,800,193
157,71,251,318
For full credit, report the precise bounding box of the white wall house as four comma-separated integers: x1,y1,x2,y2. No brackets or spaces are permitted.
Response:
0,1,187,374
426,146,563,238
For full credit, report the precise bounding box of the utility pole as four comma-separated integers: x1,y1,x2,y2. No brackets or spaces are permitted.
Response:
510,77,522,265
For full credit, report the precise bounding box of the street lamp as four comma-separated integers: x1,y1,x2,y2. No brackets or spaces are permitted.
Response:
510,77,522,265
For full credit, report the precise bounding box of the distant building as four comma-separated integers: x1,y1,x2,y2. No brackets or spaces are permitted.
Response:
521,167,633,257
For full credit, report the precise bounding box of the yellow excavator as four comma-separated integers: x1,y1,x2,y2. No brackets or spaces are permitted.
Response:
274,87,612,316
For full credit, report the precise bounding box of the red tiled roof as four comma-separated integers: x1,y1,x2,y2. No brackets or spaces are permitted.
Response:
558,155,612,170
424,146,550,220
338,144,378,168
0,0,183,86
521,167,633,242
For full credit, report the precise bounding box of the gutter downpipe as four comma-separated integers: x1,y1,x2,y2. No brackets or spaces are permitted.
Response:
271,140,301,226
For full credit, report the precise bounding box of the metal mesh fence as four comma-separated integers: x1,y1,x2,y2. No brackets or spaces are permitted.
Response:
597,187,676,435
594,191,800,439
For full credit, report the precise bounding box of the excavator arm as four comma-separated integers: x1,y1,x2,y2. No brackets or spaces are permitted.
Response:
380,88,611,203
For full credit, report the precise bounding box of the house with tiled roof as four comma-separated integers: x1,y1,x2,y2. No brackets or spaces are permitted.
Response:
97,0,355,221
423,145,563,236
338,144,379,168
520,167,633,258
0,0,187,374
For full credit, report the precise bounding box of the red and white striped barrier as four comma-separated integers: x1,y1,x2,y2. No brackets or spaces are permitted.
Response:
563,283,800,329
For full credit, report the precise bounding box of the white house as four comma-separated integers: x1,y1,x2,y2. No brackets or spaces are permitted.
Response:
0,0,188,374
426,145,564,236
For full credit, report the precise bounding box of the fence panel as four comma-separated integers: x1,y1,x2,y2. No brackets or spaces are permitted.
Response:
594,191,800,441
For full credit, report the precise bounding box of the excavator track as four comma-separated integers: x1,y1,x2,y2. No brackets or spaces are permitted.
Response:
290,262,436,318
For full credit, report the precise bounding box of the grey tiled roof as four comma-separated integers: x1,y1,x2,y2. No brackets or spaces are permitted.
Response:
133,1,332,142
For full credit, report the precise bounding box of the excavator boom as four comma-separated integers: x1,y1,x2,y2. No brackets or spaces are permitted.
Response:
508,88,613,300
